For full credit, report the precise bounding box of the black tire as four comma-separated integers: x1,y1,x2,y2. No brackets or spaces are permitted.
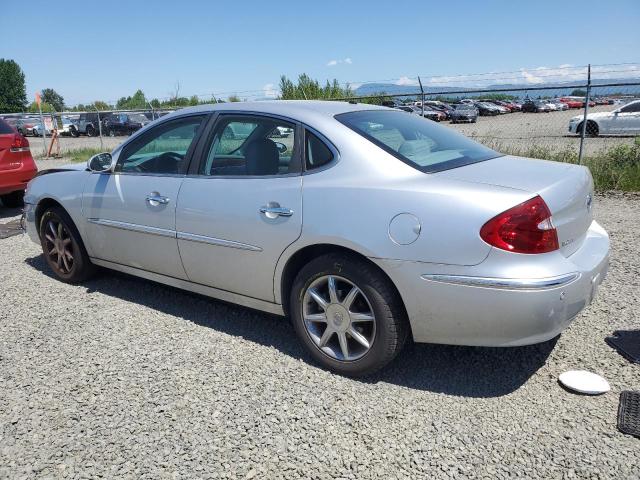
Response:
86,125,96,137
578,120,599,137
290,253,408,376
1,190,24,208
70,126,79,137
108,128,115,137
39,206,96,283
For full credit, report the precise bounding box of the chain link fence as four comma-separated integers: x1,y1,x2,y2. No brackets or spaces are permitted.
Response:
1,70,639,171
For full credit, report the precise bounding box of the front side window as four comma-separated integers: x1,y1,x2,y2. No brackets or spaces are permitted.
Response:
200,116,299,176
117,115,204,174
336,110,500,173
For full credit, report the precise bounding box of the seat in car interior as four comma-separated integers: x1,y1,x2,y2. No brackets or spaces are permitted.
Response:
245,138,279,175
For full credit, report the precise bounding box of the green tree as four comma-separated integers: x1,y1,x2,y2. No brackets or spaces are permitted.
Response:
27,101,55,113
116,89,147,109
278,74,352,100
227,95,241,102
150,98,161,108
0,59,28,113
41,88,65,111
571,89,587,97
93,101,111,111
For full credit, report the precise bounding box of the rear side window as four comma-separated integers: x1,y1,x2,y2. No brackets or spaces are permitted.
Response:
0,119,15,134
305,131,333,170
336,110,500,173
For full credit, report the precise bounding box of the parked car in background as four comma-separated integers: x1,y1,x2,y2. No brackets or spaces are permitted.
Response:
568,99,640,136
0,118,37,207
103,113,151,137
23,101,609,376
31,121,52,137
72,112,108,137
550,100,569,111
522,99,550,113
475,102,500,116
559,98,584,109
450,104,478,123
58,117,79,136
544,101,558,112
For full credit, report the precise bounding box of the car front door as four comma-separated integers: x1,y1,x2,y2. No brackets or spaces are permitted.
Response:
176,114,303,302
82,114,207,278
618,101,640,133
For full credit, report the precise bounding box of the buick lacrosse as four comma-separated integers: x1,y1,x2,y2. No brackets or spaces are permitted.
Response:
24,101,610,375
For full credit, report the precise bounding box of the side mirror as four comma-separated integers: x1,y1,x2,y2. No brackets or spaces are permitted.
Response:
274,142,287,154
87,152,113,172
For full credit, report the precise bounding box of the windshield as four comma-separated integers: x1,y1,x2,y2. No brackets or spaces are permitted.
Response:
336,110,501,173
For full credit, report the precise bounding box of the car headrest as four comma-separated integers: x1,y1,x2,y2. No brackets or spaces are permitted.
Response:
245,138,279,175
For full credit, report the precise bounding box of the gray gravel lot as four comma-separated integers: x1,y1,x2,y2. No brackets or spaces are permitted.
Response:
1,187,639,477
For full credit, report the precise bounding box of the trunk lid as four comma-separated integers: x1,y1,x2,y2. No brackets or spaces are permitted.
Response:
437,155,594,257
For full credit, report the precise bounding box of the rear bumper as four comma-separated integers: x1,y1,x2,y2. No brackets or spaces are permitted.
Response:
373,220,610,347
0,167,37,195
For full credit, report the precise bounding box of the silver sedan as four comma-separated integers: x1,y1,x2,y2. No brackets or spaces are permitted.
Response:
23,101,610,376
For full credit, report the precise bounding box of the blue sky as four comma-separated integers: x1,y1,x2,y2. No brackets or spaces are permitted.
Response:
2,0,639,105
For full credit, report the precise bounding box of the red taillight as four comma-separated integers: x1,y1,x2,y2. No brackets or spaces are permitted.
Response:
480,195,559,254
10,134,30,152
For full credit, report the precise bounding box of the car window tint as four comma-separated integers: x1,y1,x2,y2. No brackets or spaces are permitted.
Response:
305,131,333,170
621,102,640,113
117,116,204,174
201,116,298,176
336,110,500,173
0,119,15,134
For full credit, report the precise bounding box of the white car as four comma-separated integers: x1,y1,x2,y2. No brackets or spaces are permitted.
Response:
545,102,558,112
569,100,640,135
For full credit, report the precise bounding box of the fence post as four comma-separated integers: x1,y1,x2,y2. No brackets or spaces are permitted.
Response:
418,76,424,116
37,100,48,156
95,106,104,151
578,64,592,165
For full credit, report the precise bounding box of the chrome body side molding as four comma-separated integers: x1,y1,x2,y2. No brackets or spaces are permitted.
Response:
177,231,262,252
87,218,175,238
421,272,581,290
88,218,262,252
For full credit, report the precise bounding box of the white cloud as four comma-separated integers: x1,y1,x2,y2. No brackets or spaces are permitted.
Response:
395,76,419,86
327,57,353,67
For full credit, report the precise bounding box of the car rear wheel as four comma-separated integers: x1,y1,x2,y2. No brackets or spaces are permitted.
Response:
86,125,96,137
39,207,96,283
70,126,79,137
1,190,24,208
290,253,408,376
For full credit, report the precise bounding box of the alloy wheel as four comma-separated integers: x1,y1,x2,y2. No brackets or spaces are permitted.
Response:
302,275,376,361
43,218,74,274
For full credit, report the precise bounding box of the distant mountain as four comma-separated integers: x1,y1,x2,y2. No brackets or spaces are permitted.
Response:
354,78,640,99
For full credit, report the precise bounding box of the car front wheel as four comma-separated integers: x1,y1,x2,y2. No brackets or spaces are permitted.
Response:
290,253,408,376
39,207,96,283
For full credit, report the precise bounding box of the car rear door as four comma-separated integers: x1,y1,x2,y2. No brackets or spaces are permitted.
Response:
175,113,303,302
82,114,207,278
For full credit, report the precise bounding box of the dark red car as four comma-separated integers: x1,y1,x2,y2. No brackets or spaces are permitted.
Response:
559,98,584,109
0,118,37,207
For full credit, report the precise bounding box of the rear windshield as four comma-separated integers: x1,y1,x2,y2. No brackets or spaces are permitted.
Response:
0,119,15,134
336,110,501,173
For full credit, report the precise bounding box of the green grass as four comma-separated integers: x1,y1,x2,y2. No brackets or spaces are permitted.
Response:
66,147,105,164
483,137,640,192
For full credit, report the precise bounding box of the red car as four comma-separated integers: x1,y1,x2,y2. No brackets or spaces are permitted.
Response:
559,98,583,109
0,118,37,207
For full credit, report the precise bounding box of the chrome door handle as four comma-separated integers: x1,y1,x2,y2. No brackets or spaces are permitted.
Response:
260,205,293,218
146,193,170,206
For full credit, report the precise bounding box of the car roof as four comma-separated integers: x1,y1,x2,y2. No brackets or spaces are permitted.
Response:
162,100,389,124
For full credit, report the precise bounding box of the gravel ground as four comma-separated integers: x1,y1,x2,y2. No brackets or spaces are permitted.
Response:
28,104,635,160
1,188,639,477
